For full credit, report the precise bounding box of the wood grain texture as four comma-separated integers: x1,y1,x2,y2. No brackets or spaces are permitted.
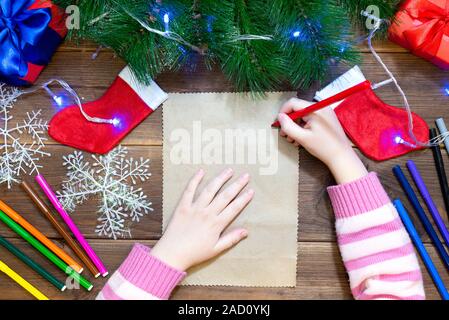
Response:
0,146,163,240
0,240,447,300
16,49,449,146
1,38,449,299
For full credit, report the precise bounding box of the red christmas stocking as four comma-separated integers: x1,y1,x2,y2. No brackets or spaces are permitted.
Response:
48,67,168,154
334,87,429,161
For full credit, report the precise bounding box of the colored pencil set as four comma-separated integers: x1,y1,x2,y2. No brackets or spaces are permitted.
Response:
0,175,108,300
392,118,449,300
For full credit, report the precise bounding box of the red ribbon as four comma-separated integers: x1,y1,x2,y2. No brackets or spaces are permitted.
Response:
29,0,53,10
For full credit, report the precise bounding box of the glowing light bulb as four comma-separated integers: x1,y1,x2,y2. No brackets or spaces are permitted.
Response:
52,95,63,106
394,135,416,148
394,136,404,144
163,13,170,32
44,85,63,107
112,118,121,127
293,31,301,38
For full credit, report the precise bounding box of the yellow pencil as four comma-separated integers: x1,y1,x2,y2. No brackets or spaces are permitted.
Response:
0,260,49,300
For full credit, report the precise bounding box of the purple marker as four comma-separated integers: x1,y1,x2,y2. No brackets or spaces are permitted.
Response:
407,160,449,248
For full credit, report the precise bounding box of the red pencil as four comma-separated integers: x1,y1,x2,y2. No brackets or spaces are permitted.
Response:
271,80,371,128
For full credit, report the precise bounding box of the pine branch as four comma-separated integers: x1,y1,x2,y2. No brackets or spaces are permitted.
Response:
199,0,286,93
53,0,399,92
270,0,358,88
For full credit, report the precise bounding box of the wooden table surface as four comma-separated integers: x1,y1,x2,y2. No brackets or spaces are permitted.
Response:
1,39,449,300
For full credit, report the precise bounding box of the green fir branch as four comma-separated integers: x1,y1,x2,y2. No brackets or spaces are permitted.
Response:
199,0,286,93
53,0,397,92
270,0,358,88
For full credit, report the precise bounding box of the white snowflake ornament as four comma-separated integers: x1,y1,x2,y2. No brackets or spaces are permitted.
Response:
0,84,50,188
57,146,153,239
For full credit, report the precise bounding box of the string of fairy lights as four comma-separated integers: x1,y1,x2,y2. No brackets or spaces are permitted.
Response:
9,7,449,152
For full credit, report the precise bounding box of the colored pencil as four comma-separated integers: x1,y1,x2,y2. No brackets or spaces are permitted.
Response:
271,80,371,127
406,160,449,248
436,118,449,157
393,199,449,300
430,128,449,220
0,234,66,291
35,174,108,277
0,200,83,274
0,210,93,291
393,165,449,270
21,181,100,278
0,259,49,300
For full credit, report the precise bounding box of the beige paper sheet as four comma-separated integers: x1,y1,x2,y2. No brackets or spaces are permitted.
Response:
163,92,298,287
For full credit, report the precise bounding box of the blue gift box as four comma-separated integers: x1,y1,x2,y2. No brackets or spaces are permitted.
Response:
0,0,67,86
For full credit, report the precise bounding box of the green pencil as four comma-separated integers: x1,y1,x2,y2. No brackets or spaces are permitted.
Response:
0,210,93,291
0,234,66,291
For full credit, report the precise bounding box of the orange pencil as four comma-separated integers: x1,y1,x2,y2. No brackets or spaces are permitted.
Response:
0,200,83,274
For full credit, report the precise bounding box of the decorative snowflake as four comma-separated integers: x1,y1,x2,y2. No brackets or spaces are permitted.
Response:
57,146,153,239
0,84,50,189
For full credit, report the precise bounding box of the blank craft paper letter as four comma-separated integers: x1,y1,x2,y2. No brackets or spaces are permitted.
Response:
163,92,298,287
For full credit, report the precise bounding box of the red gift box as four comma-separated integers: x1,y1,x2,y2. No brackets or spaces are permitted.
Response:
0,0,67,86
389,0,449,69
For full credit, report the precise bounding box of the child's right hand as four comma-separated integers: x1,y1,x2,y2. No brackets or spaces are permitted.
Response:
277,98,368,184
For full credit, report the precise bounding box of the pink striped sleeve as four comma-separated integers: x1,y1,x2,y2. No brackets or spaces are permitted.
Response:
327,172,425,300
97,244,186,300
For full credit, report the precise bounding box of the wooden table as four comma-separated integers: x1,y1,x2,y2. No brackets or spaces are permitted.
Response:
1,40,449,300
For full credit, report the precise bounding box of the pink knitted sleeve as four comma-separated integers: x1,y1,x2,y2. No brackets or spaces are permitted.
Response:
327,172,425,300
98,173,425,300
96,244,186,300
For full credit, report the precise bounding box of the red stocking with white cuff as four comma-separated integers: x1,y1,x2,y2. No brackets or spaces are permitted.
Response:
334,87,429,161
48,67,168,154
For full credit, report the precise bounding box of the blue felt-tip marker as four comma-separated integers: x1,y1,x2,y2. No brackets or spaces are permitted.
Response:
394,199,449,300
393,165,449,271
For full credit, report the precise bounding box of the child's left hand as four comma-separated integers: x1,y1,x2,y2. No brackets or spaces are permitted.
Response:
151,169,254,271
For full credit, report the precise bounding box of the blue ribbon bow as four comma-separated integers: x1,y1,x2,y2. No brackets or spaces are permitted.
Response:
0,0,51,79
